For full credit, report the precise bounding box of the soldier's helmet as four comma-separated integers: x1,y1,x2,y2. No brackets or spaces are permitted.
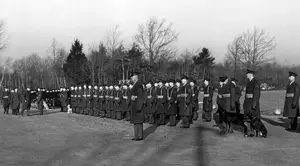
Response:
109,85,113,89
38,88,41,91
74,86,78,90
123,84,128,89
11,89,14,93
46,90,49,93
83,84,87,88
26,87,31,91
88,85,92,89
78,86,82,90
70,86,74,90
94,85,98,89
4,87,9,91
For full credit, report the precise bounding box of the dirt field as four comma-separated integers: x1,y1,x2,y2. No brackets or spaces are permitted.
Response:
1,90,300,166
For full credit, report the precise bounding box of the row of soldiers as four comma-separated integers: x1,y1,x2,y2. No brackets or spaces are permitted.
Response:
65,76,200,128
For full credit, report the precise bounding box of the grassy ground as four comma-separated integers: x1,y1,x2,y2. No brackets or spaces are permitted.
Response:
1,90,300,166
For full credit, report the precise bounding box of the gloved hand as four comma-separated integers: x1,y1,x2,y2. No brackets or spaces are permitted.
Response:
251,105,256,110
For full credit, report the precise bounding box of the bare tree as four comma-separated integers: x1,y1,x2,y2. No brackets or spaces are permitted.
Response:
0,20,8,52
134,17,179,66
229,27,276,70
0,57,13,87
225,36,242,75
104,25,123,57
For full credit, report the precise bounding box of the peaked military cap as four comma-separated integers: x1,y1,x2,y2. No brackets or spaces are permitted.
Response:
231,77,238,82
130,71,140,77
246,68,255,74
289,71,298,77
219,76,227,82
169,79,175,83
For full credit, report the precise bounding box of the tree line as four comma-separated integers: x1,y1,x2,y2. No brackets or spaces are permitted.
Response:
0,18,298,90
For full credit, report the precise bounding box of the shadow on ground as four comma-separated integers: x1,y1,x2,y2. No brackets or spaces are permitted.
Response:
261,116,300,134
28,109,61,116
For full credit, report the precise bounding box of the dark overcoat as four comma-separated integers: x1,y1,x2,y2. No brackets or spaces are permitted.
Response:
120,89,130,112
37,91,44,110
156,86,168,114
203,85,213,112
92,89,99,109
11,92,21,110
166,86,178,115
243,78,261,119
113,90,121,112
221,82,236,113
178,84,192,116
146,87,157,114
22,91,32,110
2,91,10,108
283,81,300,117
191,86,199,111
130,81,145,124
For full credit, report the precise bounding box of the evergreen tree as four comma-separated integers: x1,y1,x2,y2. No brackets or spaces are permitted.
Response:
63,39,89,85
192,48,215,79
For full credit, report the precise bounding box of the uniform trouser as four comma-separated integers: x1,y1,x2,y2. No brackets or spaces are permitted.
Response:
80,107,85,114
158,113,166,125
111,110,116,119
13,109,20,115
3,107,9,114
106,110,112,118
100,110,106,118
193,109,198,120
149,113,155,124
290,117,298,129
39,108,44,115
142,111,148,122
21,108,30,116
116,111,122,120
181,116,190,128
204,111,212,121
126,111,131,121
89,108,94,116
169,115,176,126
133,123,143,140
61,106,67,112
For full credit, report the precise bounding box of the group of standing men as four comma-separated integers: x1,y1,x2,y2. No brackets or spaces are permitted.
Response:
67,72,201,140
1,87,57,116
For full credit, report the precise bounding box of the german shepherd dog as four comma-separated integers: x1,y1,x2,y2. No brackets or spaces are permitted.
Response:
250,116,268,138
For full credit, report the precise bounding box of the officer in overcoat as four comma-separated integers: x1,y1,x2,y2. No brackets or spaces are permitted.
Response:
243,69,261,137
145,81,156,124
114,85,122,119
2,87,10,114
178,75,193,128
120,84,130,120
283,71,300,130
202,77,214,122
167,79,178,126
190,79,199,121
156,79,168,125
59,87,67,112
37,88,45,115
21,87,32,116
130,71,145,141
11,87,21,115
221,77,236,133
98,86,105,117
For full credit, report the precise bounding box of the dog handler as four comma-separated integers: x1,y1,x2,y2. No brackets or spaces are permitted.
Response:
243,69,261,137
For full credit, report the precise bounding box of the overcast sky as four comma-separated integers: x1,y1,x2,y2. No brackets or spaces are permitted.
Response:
0,0,299,64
